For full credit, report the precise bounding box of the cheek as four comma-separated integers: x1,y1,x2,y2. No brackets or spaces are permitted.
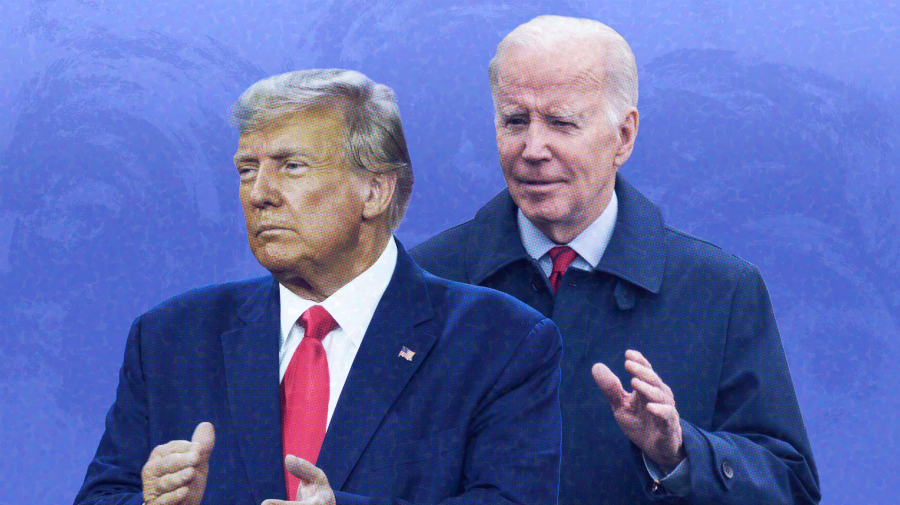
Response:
496,136,520,168
238,193,257,224
309,182,364,227
563,137,606,169
593,131,620,158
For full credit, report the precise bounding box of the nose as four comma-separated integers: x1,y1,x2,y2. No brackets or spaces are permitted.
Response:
246,161,283,209
521,122,552,163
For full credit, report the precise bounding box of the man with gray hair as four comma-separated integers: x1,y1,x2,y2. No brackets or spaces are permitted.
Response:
74,68,564,505
412,15,821,504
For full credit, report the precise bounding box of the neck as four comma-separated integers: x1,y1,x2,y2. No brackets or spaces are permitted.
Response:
277,227,392,303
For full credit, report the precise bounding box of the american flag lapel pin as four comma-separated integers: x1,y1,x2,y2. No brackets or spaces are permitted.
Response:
398,346,415,361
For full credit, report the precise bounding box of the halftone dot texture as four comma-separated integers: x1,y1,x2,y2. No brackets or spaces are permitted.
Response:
2,1,898,504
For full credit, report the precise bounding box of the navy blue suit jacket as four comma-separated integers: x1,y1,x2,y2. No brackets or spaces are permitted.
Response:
411,175,820,504
74,245,563,505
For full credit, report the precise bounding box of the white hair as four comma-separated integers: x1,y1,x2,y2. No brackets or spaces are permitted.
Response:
488,15,639,127
230,69,414,231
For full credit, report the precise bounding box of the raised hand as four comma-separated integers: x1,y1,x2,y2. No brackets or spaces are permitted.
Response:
592,350,685,469
141,422,215,505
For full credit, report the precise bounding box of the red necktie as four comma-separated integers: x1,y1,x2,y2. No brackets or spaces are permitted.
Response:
548,246,578,293
281,305,336,500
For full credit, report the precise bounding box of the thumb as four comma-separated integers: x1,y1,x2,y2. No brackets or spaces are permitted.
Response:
191,422,216,462
592,363,627,409
285,455,325,484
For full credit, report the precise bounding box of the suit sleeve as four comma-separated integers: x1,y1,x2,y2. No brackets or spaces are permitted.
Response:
332,317,563,505
73,316,149,505
646,265,821,504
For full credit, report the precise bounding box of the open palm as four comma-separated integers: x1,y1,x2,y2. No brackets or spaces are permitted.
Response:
592,350,685,469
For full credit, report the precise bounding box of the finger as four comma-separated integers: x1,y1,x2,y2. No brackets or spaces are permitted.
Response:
295,496,332,505
625,349,652,369
285,454,327,485
647,402,680,426
625,359,665,388
659,379,674,398
631,377,667,404
150,451,201,477
191,422,216,462
155,466,195,494
152,484,189,505
261,501,290,505
591,363,627,409
148,440,197,462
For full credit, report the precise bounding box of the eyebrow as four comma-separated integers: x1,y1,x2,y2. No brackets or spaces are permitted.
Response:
542,106,580,121
497,104,527,116
497,103,583,120
233,148,310,164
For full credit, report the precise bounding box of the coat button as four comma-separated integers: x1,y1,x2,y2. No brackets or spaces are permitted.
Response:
530,273,543,292
721,460,734,479
651,482,660,493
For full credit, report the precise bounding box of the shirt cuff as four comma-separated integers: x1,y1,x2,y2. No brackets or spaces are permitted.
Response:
643,452,691,497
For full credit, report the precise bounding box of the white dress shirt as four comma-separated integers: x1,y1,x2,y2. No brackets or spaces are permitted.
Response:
516,190,692,497
278,237,397,429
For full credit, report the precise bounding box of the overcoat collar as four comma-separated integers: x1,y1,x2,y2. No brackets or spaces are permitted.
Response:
220,242,437,502
469,173,666,294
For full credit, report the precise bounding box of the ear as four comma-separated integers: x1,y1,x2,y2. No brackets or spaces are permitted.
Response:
613,108,639,169
361,170,398,221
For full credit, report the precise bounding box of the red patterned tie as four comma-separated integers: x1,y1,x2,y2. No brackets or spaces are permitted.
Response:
281,305,337,500
548,246,578,293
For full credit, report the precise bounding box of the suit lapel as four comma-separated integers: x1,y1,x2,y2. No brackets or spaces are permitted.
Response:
316,245,437,490
220,277,288,503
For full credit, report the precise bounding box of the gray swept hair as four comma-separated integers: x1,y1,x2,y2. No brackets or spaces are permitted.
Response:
488,15,639,127
229,69,414,231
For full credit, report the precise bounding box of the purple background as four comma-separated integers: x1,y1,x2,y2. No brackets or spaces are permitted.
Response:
1,1,898,503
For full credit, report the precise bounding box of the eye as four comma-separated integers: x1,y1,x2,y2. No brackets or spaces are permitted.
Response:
237,166,257,179
505,117,527,127
284,161,308,171
553,120,575,128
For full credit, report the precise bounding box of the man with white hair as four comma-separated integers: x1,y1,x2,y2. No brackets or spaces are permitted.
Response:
74,69,564,505
412,15,821,504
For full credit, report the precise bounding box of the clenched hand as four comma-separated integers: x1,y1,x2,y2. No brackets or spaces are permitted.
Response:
141,422,215,505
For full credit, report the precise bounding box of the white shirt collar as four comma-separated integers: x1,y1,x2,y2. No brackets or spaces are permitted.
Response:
278,237,398,347
517,190,619,268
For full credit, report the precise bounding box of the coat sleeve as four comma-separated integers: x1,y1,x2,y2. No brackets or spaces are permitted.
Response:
646,265,821,504
333,317,563,505
72,316,149,505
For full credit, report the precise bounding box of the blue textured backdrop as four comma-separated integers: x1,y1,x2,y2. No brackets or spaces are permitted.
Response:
1,1,897,503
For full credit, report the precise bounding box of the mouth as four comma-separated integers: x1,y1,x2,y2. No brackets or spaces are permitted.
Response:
256,225,291,235
516,178,565,190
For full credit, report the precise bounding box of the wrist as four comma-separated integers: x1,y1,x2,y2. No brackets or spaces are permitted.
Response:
656,445,686,471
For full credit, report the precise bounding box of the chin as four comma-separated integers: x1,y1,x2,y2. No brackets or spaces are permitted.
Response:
251,245,304,273
513,194,566,222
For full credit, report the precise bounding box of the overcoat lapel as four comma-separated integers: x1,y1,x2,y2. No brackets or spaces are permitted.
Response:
316,246,437,490
220,277,288,503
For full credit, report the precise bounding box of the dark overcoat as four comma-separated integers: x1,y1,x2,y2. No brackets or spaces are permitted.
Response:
411,174,820,504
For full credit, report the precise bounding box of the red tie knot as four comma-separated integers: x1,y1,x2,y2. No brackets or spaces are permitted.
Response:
299,305,338,342
547,246,578,293
548,246,577,275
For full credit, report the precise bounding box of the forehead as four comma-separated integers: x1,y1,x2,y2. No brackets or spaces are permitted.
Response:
495,42,605,109
236,106,346,154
